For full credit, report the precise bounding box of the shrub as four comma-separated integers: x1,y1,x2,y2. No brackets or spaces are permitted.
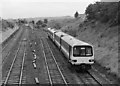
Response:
85,2,119,25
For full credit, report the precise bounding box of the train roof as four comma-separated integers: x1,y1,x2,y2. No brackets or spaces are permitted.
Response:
61,34,92,47
47,28,51,30
48,28,61,33
55,31,68,37
48,28,92,47
48,28,56,33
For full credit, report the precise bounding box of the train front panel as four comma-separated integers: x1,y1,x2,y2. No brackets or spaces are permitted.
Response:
70,45,94,65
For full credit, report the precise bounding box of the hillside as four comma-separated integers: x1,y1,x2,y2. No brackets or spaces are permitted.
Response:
46,15,119,78
46,2,119,78
1,19,16,32
0,19,18,43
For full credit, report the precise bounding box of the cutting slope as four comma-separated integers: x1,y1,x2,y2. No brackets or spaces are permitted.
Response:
61,19,119,77
47,16,119,78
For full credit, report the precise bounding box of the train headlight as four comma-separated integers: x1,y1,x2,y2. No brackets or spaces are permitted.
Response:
72,60,77,62
89,59,94,62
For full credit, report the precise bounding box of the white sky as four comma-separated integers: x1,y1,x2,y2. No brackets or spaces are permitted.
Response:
0,0,100,19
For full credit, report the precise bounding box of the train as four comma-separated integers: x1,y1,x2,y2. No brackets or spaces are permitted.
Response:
47,28,94,70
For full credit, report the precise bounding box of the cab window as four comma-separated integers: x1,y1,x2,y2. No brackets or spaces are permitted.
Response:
73,46,93,57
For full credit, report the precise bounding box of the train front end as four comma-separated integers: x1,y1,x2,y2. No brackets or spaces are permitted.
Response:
70,45,94,70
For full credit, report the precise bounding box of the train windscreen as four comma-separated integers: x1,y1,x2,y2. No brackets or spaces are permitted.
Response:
73,46,93,57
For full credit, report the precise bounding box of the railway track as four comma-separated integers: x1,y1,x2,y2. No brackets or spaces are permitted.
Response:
40,37,68,85
2,29,28,85
35,29,106,85
87,69,116,85
76,70,102,86
33,29,118,85
75,66,114,86
3,28,115,85
92,65,118,84
47,39,102,85
46,33,114,86
2,39,13,52
87,71,103,85
2,37,16,64
2,28,23,65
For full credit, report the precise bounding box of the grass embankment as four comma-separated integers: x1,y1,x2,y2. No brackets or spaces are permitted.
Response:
0,19,18,43
47,17,119,78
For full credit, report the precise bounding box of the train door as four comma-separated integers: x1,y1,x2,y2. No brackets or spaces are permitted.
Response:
60,35,64,50
69,46,72,60
60,37,62,50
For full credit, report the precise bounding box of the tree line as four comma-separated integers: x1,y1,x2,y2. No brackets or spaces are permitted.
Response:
35,19,48,28
2,19,15,31
85,2,119,26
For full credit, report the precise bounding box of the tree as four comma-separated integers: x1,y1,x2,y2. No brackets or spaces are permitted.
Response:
8,21,14,28
42,23,47,27
44,19,48,23
85,4,95,20
74,11,79,18
32,21,34,24
36,20,43,25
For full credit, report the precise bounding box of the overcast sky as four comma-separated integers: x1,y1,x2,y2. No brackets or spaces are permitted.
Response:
1,0,101,19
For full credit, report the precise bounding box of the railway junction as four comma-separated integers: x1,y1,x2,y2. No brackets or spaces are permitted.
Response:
1,24,119,86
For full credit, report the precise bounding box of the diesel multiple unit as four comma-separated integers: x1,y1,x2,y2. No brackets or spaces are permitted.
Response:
47,28,94,70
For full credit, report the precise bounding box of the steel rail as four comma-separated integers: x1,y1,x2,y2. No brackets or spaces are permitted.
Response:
40,39,53,85
3,29,27,85
45,39,68,85
3,41,22,85
2,28,22,64
87,71,102,86
19,43,26,85
2,52,10,64
19,29,28,85
92,67,114,84
2,42,10,52
41,38,68,85
2,36,16,64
